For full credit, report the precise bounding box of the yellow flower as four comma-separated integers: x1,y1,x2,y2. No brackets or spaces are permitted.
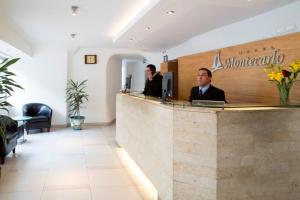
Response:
290,60,300,72
274,72,284,82
267,71,283,82
267,71,277,80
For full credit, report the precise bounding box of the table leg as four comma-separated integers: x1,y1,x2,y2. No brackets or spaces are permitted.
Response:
18,121,27,144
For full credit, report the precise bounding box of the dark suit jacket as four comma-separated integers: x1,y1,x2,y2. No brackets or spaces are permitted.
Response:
189,85,226,102
143,73,163,98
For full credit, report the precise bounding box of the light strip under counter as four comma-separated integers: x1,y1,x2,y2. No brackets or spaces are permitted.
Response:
116,147,158,200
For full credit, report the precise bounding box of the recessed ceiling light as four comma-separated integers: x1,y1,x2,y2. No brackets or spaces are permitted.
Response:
166,10,175,15
129,38,134,41
247,0,252,2
71,6,79,16
145,26,151,31
71,33,76,39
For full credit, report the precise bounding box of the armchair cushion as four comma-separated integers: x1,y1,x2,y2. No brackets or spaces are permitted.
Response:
30,116,49,122
6,132,19,143
0,115,20,164
26,108,38,116
0,115,18,133
37,106,52,118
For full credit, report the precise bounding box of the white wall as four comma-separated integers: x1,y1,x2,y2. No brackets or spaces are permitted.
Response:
70,48,161,124
167,0,300,59
9,44,68,125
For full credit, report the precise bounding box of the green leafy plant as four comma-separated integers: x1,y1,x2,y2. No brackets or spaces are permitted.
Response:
0,58,23,112
66,79,88,118
0,58,23,149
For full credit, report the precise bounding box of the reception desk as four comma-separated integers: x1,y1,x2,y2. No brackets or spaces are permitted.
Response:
116,93,300,200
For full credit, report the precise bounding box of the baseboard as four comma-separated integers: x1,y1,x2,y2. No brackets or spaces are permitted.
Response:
52,124,68,128
84,120,116,126
64,119,116,127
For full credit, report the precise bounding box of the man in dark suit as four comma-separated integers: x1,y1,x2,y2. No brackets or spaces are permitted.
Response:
189,68,226,102
143,64,163,98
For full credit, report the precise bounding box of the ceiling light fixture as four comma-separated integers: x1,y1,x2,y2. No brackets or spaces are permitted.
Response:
145,26,151,31
71,33,76,39
129,38,134,41
166,10,175,15
71,6,79,16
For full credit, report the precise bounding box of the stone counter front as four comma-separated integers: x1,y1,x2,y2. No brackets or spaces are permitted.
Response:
116,94,300,200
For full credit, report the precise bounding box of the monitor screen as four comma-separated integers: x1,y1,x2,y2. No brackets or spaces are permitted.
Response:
125,74,132,89
162,72,173,98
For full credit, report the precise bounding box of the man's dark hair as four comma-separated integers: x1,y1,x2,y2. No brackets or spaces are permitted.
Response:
199,68,212,77
147,64,156,73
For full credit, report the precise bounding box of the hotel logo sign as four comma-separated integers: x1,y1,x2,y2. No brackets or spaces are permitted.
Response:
211,48,285,72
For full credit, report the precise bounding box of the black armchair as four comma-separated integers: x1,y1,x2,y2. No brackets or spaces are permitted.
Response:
0,115,23,164
22,103,52,133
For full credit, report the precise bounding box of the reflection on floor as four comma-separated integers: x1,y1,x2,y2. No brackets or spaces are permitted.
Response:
0,125,151,200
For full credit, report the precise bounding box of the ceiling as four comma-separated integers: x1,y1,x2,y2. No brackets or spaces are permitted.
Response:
0,0,148,47
0,0,298,52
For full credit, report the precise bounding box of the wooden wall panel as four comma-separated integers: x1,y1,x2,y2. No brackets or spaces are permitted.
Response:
178,32,300,104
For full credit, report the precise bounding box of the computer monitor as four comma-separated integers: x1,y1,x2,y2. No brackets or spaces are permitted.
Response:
125,75,132,89
162,72,173,99
123,74,132,93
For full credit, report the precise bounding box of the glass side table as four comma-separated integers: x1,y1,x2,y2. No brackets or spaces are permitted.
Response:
12,116,32,144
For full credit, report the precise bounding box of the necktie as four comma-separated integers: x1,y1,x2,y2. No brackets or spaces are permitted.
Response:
199,89,203,95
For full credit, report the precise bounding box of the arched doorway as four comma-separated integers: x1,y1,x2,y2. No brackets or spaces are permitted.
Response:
106,54,147,121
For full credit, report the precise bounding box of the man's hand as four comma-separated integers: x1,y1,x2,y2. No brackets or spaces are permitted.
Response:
148,73,153,81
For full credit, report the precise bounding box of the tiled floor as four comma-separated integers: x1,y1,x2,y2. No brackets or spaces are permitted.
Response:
0,125,147,200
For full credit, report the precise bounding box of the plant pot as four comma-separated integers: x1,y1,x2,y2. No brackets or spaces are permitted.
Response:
70,116,85,130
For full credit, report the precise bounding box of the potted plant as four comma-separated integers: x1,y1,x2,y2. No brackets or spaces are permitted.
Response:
66,79,88,130
0,58,24,151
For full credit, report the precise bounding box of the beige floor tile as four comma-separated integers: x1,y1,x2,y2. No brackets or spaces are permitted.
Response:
88,168,135,188
0,170,48,193
83,145,114,156
0,191,42,200
54,143,84,155
82,136,108,145
84,145,122,168
7,155,51,171
44,168,89,190
91,187,142,200
85,156,122,168
49,155,86,169
41,189,91,200
0,163,13,179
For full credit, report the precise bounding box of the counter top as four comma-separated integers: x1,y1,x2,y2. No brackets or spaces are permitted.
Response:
120,93,300,112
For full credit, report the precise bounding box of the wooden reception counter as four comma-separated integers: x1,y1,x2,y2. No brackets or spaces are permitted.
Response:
116,93,300,200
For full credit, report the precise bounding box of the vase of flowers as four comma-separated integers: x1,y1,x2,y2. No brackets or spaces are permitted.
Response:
264,60,300,106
